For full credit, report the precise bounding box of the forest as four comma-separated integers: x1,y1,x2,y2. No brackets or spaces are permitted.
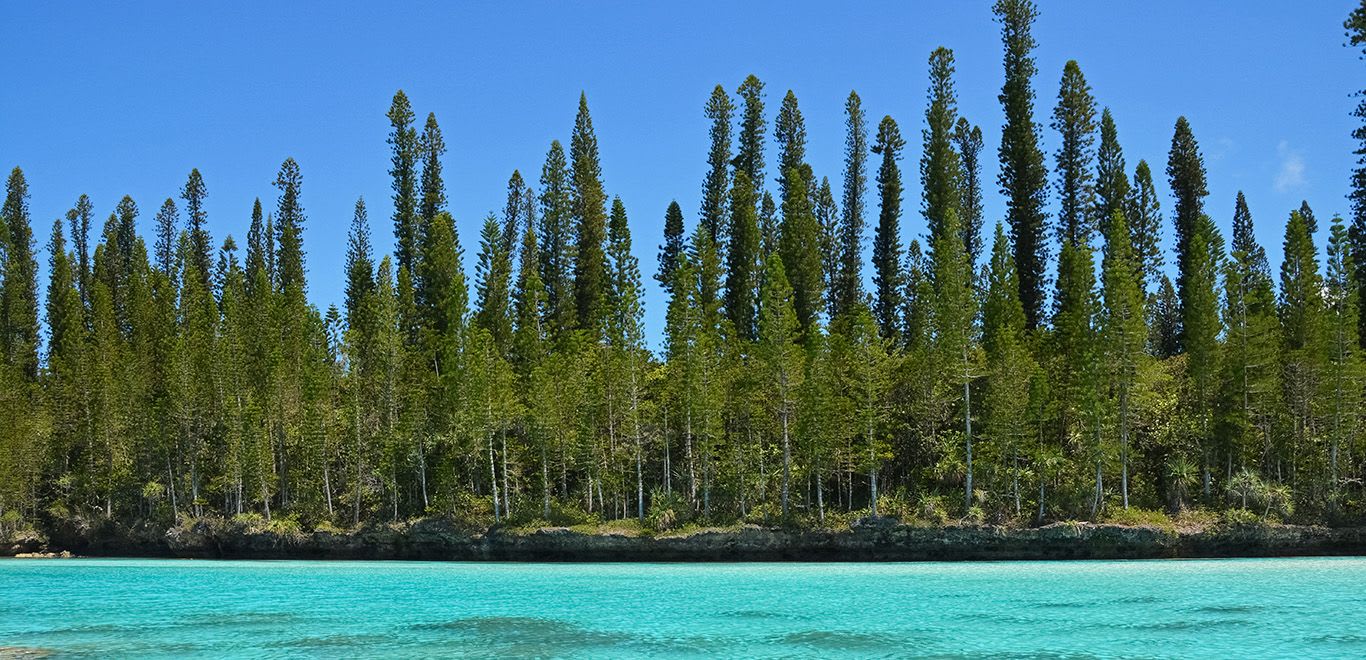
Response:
3,0,1366,536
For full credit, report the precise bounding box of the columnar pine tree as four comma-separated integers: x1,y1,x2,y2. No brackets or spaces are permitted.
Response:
539,141,575,337
1185,215,1225,501
982,224,1036,515
1279,210,1324,495
954,117,985,268
930,206,978,512
779,166,825,338
834,91,868,319
1168,116,1210,343
570,93,609,334
701,85,733,244
1,168,39,380
475,215,514,354
1350,2,1366,348
182,168,211,286
733,75,766,196
871,116,906,340
994,0,1050,329
1219,192,1279,480
774,91,808,205
814,178,840,314
724,170,760,340
1095,110,1131,243
419,113,447,225
1100,210,1147,509
1128,160,1164,295
1323,216,1360,500
153,199,180,278
1051,60,1098,245
657,201,686,297
387,90,420,275
922,47,962,251
67,194,94,307
756,253,802,517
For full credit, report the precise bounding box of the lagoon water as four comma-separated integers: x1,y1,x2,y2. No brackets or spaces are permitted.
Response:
1,557,1363,658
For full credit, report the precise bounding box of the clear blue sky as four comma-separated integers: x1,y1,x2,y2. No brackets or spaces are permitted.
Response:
2,1,1359,348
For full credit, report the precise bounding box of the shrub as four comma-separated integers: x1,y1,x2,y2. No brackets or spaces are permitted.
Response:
646,489,692,532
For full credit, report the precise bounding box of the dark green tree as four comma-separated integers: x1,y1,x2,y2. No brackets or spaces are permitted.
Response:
387,90,420,274
701,85,733,243
1095,109,1131,237
733,75,766,196
954,117,985,268
657,201,686,297
1167,116,1210,340
922,47,962,251
1128,160,1164,294
538,140,575,336
1,168,39,380
1051,60,1097,245
724,170,760,340
994,0,1050,329
419,113,447,224
153,198,180,277
182,168,212,285
1348,2,1366,347
475,215,514,354
835,90,868,318
779,166,825,338
570,93,609,333
872,116,906,340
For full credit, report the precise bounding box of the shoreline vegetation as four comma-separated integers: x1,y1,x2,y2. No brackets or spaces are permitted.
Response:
5,2,1366,557
4,513,1366,562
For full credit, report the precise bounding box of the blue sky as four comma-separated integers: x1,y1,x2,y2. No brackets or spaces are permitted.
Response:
1,2,1360,347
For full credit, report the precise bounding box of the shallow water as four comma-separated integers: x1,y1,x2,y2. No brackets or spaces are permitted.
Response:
0,557,1363,658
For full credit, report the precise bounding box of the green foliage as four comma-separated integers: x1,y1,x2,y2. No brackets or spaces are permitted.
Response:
6,76,1366,538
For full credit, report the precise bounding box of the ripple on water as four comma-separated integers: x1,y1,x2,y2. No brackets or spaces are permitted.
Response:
408,616,632,655
0,647,55,659
779,630,913,654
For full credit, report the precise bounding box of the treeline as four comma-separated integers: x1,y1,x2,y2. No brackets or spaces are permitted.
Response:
3,0,1366,530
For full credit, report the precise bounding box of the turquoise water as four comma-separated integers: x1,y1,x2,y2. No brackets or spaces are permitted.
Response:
1,558,1364,658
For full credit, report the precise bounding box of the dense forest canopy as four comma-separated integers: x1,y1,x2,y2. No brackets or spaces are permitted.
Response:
4,1,1366,532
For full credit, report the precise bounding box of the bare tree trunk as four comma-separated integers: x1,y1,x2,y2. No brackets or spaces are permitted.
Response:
963,354,973,514
781,409,791,518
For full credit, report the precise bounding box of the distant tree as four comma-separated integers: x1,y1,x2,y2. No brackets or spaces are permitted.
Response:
182,168,212,285
657,201,686,296
153,198,180,277
419,113,447,225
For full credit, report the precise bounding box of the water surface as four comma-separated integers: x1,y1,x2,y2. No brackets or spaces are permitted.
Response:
1,557,1363,658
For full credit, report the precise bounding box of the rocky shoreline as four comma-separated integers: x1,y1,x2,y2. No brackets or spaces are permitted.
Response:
4,517,1366,561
